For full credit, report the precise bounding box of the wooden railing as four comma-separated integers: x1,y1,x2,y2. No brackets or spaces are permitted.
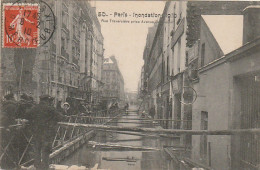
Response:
0,108,124,169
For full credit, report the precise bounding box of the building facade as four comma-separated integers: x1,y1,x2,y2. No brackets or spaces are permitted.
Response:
141,1,188,129
101,56,125,107
140,1,260,169
1,0,104,104
189,6,260,170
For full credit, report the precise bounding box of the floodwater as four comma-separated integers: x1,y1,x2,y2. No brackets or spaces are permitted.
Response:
62,106,183,170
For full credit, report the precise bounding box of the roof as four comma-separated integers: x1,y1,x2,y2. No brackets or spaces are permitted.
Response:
202,15,243,55
243,5,260,12
103,57,114,64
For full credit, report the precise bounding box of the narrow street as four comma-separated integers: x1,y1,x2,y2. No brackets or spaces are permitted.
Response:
61,106,181,170
1,1,260,169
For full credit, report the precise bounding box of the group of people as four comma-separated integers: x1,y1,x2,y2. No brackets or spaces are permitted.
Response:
1,93,123,169
0,93,75,169
56,99,92,117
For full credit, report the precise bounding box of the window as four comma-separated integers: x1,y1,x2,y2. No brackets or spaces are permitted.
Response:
69,73,72,85
73,25,76,37
201,43,205,66
167,56,169,80
72,46,75,56
61,37,65,50
62,3,69,27
200,111,208,158
78,23,80,38
64,71,66,84
177,39,181,72
58,67,60,77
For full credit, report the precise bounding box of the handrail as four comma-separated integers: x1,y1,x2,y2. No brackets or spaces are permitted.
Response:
58,123,260,135
0,108,124,168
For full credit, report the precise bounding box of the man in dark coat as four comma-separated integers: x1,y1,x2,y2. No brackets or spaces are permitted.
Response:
1,93,17,128
0,93,19,169
77,100,86,115
56,100,62,112
17,93,35,120
27,95,65,170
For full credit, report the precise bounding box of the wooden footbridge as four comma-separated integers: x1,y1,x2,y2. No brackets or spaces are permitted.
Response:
1,109,260,169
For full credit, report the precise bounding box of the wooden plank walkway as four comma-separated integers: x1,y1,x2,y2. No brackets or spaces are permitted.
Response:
58,122,260,135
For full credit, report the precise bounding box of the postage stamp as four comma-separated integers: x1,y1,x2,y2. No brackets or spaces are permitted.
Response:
3,1,55,48
3,3,39,48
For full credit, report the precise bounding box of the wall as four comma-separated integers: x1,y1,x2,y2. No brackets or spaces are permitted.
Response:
192,63,231,170
229,48,260,169
192,43,260,169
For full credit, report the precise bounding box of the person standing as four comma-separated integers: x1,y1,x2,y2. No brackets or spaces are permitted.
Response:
125,103,129,111
62,102,72,116
0,93,18,169
56,100,62,112
149,105,155,119
1,93,17,128
77,100,86,115
27,95,65,170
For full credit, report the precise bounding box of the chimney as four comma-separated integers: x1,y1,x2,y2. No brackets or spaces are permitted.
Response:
243,6,260,44
110,56,117,64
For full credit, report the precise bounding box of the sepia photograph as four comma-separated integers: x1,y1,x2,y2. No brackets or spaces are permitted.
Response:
0,0,260,169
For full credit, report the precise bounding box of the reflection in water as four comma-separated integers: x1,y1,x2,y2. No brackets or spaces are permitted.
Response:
61,111,181,170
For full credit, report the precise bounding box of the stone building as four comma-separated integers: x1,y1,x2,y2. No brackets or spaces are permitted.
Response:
101,56,125,107
0,0,104,104
141,1,260,169
137,66,144,99
189,6,260,170
142,1,188,129
88,7,104,104
142,19,163,119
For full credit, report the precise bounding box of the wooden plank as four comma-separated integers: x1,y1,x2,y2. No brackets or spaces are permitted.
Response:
70,115,191,122
106,121,157,124
102,157,138,162
88,141,160,151
183,157,213,170
49,113,122,164
97,129,177,139
58,122,260,135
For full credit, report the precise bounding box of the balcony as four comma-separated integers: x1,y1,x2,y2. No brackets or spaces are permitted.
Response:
51,42,56,54
72,57,78,65
183,120,192,130
58,77,62,83
62,23,69,34
61,48,69,60
73,34,79,42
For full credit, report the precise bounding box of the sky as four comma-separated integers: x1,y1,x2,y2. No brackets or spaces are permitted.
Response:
92,1,165,92
202,15,243,55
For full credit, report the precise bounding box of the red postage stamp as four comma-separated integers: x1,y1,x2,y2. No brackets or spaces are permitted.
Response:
3,3,39,48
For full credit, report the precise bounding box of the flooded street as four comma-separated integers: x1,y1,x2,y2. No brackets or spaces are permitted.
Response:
61,107,181,170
